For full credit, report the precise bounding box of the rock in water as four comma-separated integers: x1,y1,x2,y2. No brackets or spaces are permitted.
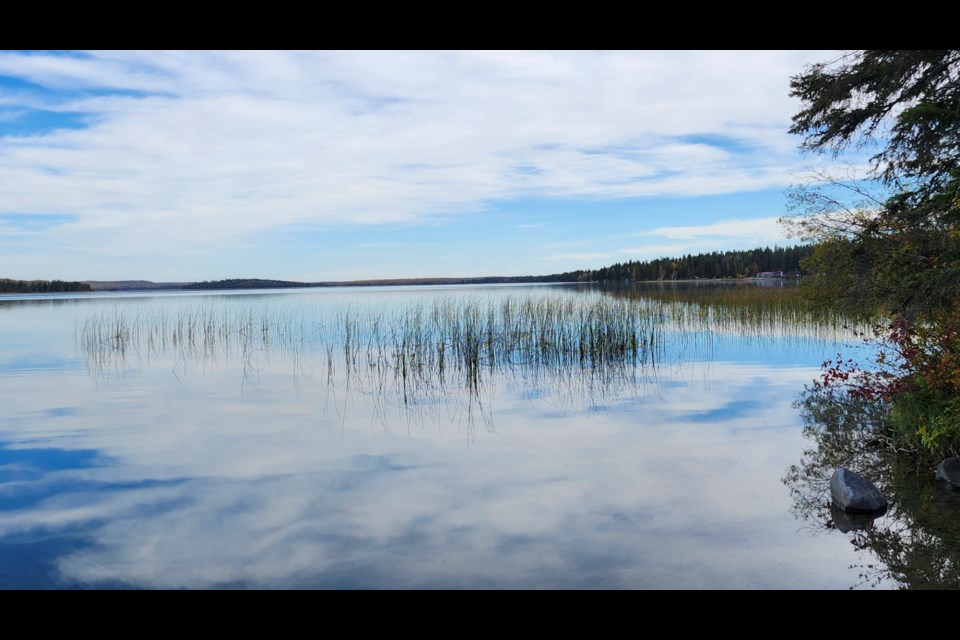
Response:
830,468,887,514
936,457,960,491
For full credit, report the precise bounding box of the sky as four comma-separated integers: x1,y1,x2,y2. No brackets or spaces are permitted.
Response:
0,50,841,282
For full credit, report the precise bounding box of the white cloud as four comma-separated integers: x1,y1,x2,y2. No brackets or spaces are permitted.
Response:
545,252,612,262
0,50,833,277
635,217,788,241
618,217,792,260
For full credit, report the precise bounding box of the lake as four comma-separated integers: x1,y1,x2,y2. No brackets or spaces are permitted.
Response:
1,282,956,589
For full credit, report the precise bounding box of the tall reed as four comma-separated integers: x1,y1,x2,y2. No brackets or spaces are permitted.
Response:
77,288,864,427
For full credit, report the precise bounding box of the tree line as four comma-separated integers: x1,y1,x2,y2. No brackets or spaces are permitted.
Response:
0,278,92,293
183,278,315,290
553,245,813,282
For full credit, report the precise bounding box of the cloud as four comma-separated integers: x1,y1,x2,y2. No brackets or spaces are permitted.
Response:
0,50,832,277
635,217,787,241
545,252,612,262
619,217,792,259
0,213,76,236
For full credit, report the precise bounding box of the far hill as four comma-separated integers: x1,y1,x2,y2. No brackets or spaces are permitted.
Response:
184,274,582,290
175,245,813,291
183,279,315,290
84,280,189,291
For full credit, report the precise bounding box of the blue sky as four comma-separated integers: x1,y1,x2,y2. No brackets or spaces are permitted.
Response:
0,50,841,281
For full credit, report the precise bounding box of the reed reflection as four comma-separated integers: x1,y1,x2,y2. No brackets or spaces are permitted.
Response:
78,295,670,435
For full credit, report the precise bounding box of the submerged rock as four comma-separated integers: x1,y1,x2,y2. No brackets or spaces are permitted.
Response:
830,468,887,514
936,457,960,491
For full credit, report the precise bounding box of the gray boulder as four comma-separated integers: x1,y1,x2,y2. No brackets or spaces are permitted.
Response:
830,468,887,514
936,457,960,491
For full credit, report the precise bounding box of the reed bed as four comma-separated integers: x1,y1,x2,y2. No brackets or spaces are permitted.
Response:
77,287,865,423
604,283,877,342
78,293,661,392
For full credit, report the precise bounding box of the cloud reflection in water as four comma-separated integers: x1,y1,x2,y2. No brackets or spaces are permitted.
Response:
0,288,870,588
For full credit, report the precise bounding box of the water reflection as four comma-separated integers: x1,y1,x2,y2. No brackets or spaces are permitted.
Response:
0,361,846,588
784,387,960,589
0,286,883,588
0,297,92,310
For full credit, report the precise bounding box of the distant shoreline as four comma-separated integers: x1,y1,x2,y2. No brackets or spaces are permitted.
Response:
0,272,802,296
0,276,799,295
4,244,810,293
0,276,805,296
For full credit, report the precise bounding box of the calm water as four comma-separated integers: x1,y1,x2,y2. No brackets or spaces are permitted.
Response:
0,283,952,589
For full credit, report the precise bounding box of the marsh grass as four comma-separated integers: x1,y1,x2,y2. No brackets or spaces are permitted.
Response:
605,282,875,337
77,287,866,433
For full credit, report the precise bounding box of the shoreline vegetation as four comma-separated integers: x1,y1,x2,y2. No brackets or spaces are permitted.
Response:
785,51,960,463
0,278,92,293
2,244,813,293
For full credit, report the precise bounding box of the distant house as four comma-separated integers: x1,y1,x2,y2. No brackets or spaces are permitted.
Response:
755,271,785,279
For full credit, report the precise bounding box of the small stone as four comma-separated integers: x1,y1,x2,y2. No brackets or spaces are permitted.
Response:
936,457,960,491
830,468,887,514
